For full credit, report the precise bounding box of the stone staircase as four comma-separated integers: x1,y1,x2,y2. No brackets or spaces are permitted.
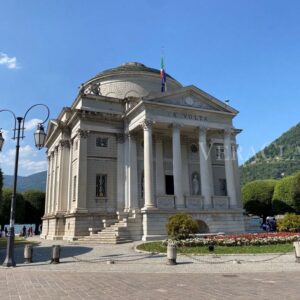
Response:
79,210,143,244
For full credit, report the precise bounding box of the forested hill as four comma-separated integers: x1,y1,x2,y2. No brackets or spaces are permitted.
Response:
3,171,47,192
240,123,300,185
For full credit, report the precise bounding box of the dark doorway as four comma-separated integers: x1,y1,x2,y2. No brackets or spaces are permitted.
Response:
165,175,174,195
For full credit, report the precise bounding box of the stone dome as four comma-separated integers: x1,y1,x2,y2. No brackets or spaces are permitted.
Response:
82,62,182,99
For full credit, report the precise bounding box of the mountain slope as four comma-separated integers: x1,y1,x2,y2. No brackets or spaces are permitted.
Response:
3,171,47,192
240,123,300,185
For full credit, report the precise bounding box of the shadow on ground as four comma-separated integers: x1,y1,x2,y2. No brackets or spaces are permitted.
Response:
0,245,93,265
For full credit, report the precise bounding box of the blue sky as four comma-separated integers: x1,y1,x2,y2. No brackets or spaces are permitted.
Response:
0,0,300,176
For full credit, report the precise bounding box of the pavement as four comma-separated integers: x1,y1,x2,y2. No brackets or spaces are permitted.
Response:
0,237,300,299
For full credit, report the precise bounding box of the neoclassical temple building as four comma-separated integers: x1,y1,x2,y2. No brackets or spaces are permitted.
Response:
41,62,245,242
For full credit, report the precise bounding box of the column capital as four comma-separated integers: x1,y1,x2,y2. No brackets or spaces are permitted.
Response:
198,126,209,135
170,123,183,129
77,129,89,139
54,145,59,153
223,127,234,136
141,119,153,130
116,133,125,144
59,139,70,149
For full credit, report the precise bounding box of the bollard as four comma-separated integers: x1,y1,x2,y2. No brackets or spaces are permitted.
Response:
24,244,33,263
51,245,61,264
293,242,300,263
167,241,177,265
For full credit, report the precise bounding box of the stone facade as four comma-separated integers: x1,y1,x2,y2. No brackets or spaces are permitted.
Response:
41,62,245,241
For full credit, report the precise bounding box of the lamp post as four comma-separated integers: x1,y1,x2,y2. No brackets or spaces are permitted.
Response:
0,104,50,267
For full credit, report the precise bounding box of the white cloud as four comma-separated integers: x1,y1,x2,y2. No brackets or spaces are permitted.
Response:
0,144,46,176
24,119,43,131
0,52,19,69
18,159,47,175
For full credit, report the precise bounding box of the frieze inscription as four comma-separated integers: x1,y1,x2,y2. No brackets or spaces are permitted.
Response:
172,112,208,122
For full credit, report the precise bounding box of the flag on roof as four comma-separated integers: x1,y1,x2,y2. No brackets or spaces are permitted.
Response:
160,57,166,92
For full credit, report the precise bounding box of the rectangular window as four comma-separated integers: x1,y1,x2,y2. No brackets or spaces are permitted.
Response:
96,137,108,148
96,174,107,197
216,145,225,160
73,176,77,201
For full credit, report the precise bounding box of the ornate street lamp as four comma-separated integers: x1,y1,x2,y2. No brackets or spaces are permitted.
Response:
0,130,4,151
0,104,50,267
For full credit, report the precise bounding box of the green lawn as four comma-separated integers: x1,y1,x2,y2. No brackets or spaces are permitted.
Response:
0,237,37,249
137,242,295,254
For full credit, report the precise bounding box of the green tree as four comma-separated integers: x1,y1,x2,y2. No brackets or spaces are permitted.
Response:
272,172,300,214
272,176,295,214
289,172,300,213
0,188,25,230
22,189,45,234
242,179,277,219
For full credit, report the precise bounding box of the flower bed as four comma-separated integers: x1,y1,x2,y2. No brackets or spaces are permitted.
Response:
163,232,300,247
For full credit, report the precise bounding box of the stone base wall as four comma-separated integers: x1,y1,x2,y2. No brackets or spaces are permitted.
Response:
41,212,117,241
142,209,246,241
42,209,245,242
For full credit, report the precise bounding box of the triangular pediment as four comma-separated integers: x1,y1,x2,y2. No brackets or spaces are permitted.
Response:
144,86,238,114
45,120,59,144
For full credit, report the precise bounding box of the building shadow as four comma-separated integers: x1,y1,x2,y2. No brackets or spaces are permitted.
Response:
0,245,93,265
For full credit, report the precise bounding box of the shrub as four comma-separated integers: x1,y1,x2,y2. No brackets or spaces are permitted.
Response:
242,180,277,218
166,213,199,240
277,213,300,232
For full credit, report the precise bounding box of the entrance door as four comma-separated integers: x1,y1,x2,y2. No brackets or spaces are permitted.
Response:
165,175,174,195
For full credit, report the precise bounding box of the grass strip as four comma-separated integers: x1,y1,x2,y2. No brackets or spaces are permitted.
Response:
137,242,294,254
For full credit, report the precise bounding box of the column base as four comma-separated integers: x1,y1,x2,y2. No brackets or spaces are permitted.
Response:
141,206,158,212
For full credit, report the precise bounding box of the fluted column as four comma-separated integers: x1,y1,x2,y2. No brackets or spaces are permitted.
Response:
51,147,58,213
198,127,212,209
57,140,70,212
224,129,237,208
55,144,62,212
67,140,73,212
128,133,139,209
44,155,51,216
172,124,184,208
48,151,54,214
142,120,155,209
116,134,125,211
155,136,165,195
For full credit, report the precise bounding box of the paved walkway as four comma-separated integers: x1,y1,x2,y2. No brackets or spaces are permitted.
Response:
0,237,300,299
